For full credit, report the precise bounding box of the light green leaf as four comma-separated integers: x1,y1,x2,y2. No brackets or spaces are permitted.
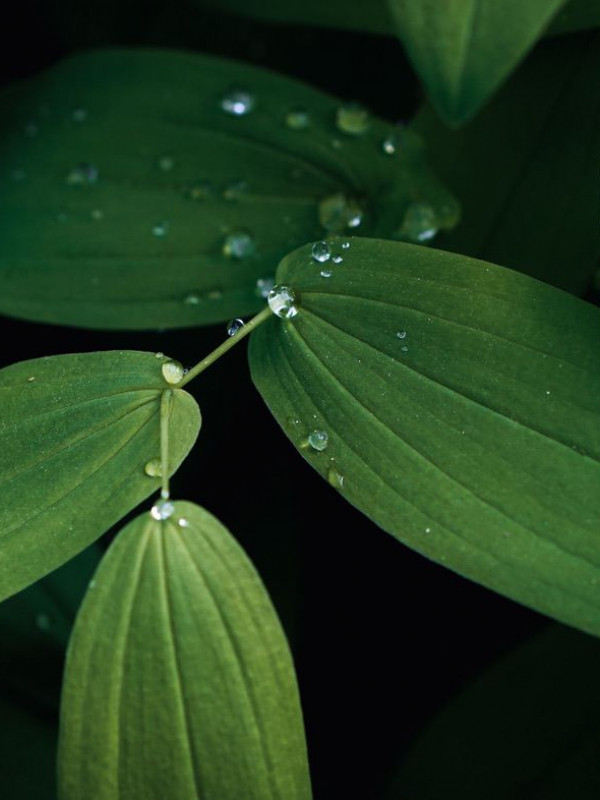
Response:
0,350,200,602
412,30,600,296
386,625,600,799
58,501,311,800
0,48,456,330
386,0,567,123
249,238,600,637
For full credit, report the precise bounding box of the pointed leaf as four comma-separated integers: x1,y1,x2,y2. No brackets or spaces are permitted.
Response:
0,48,457,330
58,501,311,800
412,30,600,295
0,351,200,602
249,238,600,637
386,0,567,123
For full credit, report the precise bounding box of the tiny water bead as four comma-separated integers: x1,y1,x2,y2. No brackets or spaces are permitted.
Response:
144,458,163,478
342,241,351,249
66,163,99,186
285,108,310,130
331,255,343,264
220,89,255,116
319,193,363,232
320,266,333,278
150,500,175,521
327,466,345,489
308,430,329,451
178,517,190,528
335,102,370,136
152,221,169,237
161,360,184,384
255,276,275,298
396,330,407,339
223,230,256,259
398,202,439,243
311,240,331,263
184,292,201,306
267,285,299,319
382,131,403,156
227,318,245,336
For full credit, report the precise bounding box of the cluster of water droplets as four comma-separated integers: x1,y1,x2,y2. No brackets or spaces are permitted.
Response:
311,239,350,278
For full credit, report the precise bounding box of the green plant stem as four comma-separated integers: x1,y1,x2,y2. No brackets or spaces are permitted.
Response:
179,305,273,388
160,389,172,499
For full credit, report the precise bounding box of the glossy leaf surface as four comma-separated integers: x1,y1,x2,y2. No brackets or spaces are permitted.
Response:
387,0,567,123
0,351,200,602
249,238,600,636
413,30,600,295
59,501,311,800
0,48,456,330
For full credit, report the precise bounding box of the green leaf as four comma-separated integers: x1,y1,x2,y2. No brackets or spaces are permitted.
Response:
412,30,600,295
547,0,600,35
0,350,200,602
386,0,567,123
385,625,600,799
58,501,311,800
249,238,600,637
0,49,457,331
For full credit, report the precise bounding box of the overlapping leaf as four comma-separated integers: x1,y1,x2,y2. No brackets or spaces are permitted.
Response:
59,501,311,800
249,238,600,636
0,351,200,602
412,30,600,295
0,48,456,330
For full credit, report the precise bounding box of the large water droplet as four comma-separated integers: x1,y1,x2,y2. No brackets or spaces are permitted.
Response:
144,458,163,477
336,103,370,136
150,500,175,520
152,221,169,237
255,276,275,298
223,230,256,259
162,360,184,384
221,89,255,116
327,466,345,489
398,202,439,243
311,241,331,263
319,193,363,232
227,318,245,336
66,163,99,186
268,285,299,318
308,430,328,451
285,108,310,130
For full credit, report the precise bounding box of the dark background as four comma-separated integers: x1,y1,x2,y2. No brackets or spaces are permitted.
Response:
0,1,578,798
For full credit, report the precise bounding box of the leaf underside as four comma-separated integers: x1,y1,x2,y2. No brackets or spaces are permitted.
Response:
249,237,600,637
58,501,312,800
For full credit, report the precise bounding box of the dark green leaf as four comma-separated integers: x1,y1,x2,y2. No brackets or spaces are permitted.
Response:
412,30,600,295
58,501,311,800
385,626,600,799
386,0,567,123
0,350,200,602
249,238,600,637
547,0,600,35
0,49,457,330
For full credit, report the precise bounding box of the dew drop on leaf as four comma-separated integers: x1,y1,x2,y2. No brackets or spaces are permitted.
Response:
220,88,255,116
396,330,407,339
308,430,329,451
311,241,331,263
161,360,184,384
335,102,370,135
222,230,256,259
327,466,345,489
144,458,163,478
285,108,310,130
150,500,175,520
152,221,169,238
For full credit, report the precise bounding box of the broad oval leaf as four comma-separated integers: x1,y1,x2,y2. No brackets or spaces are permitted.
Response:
412,30,600,296
0,48,457,330
386,0,568,123
0,350,200,602
58,501,311,800
249,238,600,637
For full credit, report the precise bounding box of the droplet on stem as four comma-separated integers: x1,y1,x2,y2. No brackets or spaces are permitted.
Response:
267,285,299,318
161,360,184,384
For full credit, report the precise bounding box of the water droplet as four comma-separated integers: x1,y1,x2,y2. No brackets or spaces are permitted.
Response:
221,89,255,116
178,517,190,528
342,241,351,250
308,430,328,451
161,488,170,500
336,102,370,136
152,221,169,237
185,180,215,201
268,285,299,318
66,163,99,186
221,180,247,202
27,376,35,382
162,360,184,384
424,527,431,534
223,230,256,259
36,613,51,631
396,330,407,339
227,318,245,336
331,255,343,264
397,202,439,243
285,107,310,130
319,193,363,232
155,351,164,359
311,241,331,263
255,276,275,298
72,108,87,122
382,132,402,155
183,292,202,306
401,345,409,353
320,266,333,278
150,500,175,520
158,155,174,172
327,466,344,489
144,458,163,477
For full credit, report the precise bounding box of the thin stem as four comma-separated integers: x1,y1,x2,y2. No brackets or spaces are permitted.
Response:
160,389,173,499
179,305,273,388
